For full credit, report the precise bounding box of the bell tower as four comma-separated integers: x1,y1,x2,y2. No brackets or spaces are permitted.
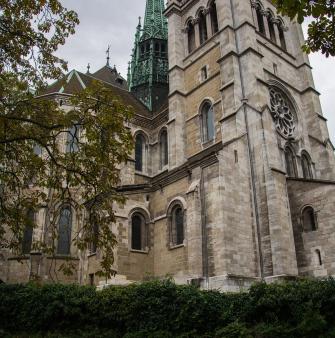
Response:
128,0,169,112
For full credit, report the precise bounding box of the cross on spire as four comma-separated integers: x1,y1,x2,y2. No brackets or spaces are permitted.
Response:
106,45,111,66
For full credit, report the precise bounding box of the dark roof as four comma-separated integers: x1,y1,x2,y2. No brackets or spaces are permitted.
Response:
92,65,128,90
39,69,152,118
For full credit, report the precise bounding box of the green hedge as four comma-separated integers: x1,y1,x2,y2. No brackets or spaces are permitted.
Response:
1,279,335,337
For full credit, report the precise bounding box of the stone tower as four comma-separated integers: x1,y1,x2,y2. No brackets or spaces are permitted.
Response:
128,0,169,112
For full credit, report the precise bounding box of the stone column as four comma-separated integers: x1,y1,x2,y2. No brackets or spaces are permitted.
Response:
262,10,270,39
194,19,200,49
186,176,203,279
205,8,212,38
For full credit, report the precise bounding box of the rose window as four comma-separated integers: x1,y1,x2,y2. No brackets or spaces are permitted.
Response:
269,88,296,138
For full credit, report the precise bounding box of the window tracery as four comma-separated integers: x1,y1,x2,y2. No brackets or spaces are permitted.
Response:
269,87,296,139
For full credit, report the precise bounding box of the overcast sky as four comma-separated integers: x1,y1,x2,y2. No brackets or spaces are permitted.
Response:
58,0,334,144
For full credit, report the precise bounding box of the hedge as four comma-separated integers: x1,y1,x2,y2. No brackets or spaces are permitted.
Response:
1,278,335,337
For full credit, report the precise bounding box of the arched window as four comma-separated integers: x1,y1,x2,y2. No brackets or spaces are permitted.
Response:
66,125,80,153
302,206,317,232
198,10,208,45
285,147,297,177
131,213,147,251
267,14,276,43
256,6,265,35
57,206,72,255
88,210,99,254
135,133,146,172
201,101,215,143
22,209,34,254
209,0,219,34
301,153,313,179
187,21,196,53
159,129,168,168
171,205,184,246
278,23,287,50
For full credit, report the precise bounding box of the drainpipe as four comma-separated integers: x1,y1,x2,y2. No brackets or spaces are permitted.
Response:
229,0,264,279
200,167,209,289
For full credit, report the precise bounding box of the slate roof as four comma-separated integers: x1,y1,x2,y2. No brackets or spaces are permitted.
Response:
39,66,153,118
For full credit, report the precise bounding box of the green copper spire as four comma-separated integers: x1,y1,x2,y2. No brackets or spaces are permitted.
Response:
142,0,168,41
128,0,168,112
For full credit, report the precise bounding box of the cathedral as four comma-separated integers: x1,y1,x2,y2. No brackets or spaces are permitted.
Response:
1,0,335,291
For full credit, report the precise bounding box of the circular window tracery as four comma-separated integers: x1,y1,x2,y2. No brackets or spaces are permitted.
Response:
269,88,296,139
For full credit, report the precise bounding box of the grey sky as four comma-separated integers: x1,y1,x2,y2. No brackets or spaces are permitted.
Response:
58,0,334,144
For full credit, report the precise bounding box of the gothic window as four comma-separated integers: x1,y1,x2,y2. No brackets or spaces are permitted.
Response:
57,206,72,255
135,133,146,172
278,23,287,51
269,87,296,139
285,147,297,177
22,209,34,254
89,210,99,254
170,205,184,246
267,14,277,43
201,101,215,143
198,10,208,45
302,206,317,232
301,152,313,179
209,0,219,34
66,125,80,153
131,213,147,251
159,129,168,168
187,21,196,53
256,6,265,35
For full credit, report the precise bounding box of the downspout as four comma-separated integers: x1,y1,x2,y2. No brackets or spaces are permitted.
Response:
200,167,209,289
229,0,264,279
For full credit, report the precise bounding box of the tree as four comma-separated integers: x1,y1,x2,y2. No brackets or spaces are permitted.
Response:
0,0,133,279
274,0,335,57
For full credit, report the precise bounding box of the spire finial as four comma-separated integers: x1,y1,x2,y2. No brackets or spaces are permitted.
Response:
106,45,111,66
86,63,90,74
138,16,142,26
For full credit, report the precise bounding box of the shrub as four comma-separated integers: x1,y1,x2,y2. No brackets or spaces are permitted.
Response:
1,278,335,337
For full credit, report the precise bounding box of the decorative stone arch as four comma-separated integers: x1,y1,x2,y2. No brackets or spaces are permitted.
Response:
128,207,151,252
206,0,219,34
196,7,208,45
300,205,318,232
166,197,187,248
133,129,149,173
268,81,300,140
276,16,288,50
251,0,266,34
158,126,169,169
300,150,314,179
265,8,277,43
198,98,215,143
284,143,298,177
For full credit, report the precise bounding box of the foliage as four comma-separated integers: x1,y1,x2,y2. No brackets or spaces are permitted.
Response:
274,0,335,56
1,279,335,337
0,0,134,277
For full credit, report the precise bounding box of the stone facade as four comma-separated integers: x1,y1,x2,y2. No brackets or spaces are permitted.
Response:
1,0,334,291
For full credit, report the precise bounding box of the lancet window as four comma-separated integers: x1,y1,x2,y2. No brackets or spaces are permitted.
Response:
200,101,215,143
57,206,72,255
131,213,148,251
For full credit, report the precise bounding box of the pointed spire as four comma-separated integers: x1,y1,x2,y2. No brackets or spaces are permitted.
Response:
142,0,167,40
